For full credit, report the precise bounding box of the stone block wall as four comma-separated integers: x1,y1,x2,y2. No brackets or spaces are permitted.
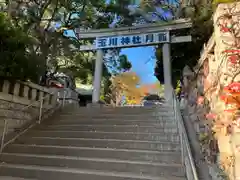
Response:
0,80,58,136
181,65,226,180
181,2,240,179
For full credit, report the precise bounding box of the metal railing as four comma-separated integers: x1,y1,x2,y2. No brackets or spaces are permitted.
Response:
0,90,66,153
171,87,199,180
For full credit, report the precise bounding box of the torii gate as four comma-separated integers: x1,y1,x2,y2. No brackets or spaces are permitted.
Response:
76,18,192,103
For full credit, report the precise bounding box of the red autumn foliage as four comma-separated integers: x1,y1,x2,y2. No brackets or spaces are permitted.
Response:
206,113,217,119
197,96,204,105
224,49,240,53
220,82,240,113
220,25,231,33
228,55,239,64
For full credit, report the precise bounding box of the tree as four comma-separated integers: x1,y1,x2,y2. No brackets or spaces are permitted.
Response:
0,0,133,83
104,51,132,74
154,0,213,86
0,12,42,81
102,52,132,103
154,81,164,96
1,0,135,106
139,0,179,20
109,71,142,105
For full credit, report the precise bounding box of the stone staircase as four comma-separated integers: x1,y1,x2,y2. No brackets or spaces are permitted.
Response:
0,106,187,180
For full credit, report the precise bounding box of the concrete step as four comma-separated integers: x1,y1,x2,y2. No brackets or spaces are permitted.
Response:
0,164,186,180
25,130,179,142
59,112,174,117
0,105,187,180
54,119,177,127
56,116,175,121
67,106,172,112
59,110,174,115
14,137,181,151
0,153,185,177
4,144,181,163
60,111,173,117
54,117,176,123
0,177,36,180
63,108,160,112
38,124,179,133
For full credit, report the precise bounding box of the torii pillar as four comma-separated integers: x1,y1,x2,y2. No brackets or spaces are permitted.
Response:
162,43,172,102
92,49,104,103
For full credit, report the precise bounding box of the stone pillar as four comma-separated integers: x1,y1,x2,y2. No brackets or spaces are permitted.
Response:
44,94,50,106
2,80,10,93
92,49,104,103
13,82,20,96
39,91,44,101
51,93,58,105
23,86,29,98
162,43,172,102
31,89,37,101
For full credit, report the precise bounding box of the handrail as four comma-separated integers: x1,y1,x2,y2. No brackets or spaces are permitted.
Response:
171,87,199,180
0,89,66,152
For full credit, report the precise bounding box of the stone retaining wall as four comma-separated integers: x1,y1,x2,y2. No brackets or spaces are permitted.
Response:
0,80,58,135
180,3,240,179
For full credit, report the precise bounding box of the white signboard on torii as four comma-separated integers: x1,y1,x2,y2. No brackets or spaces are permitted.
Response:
95,32,170,49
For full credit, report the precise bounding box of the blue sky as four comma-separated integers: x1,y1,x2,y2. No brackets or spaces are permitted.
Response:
121,47,157,84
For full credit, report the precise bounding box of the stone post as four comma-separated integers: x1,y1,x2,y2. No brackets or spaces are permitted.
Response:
92,49,104,103
44,94,50,106
23,86,29,98
39,91,44,102
13,82,20,96
31,89,37,101
162,43,172,102
2,80,10,94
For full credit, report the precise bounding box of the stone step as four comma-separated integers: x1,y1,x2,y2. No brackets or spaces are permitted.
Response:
38,124,179,133
59,111,174,116
14,137,181,151
56,115,175,121
59,110,174,115
0,177,36,180
25,130,179,142
64,107,161,111
61,109,173,116
69,106,172,111
0,153,185,177
54,119,177,127
53,117,176,123
0,164,186,180
4,144,181,163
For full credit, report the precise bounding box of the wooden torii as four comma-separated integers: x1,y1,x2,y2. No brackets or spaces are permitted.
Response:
76,19,192,103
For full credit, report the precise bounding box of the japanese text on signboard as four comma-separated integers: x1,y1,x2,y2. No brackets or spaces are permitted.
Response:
96,32,169,49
